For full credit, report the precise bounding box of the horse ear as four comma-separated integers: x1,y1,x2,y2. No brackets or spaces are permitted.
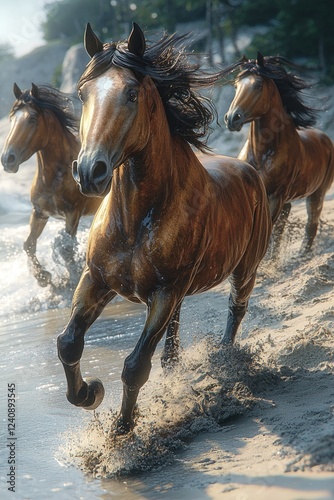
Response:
256,51,264,67
241,54,248,63
13,82,22,99
128,22,146,57
31,83,39,98
84,23,104,58
30,83,39,99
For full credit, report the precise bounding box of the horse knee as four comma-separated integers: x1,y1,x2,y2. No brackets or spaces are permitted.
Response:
57,329,84,366
121,352,151,390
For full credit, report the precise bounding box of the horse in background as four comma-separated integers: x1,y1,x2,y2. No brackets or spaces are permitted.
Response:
57,23,272,434
224,53,334,254
1,83,102,287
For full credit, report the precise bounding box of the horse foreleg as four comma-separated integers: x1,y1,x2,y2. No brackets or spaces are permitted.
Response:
24,209,51,286
57,267,115,409
117,290,179,434
161,304,181,369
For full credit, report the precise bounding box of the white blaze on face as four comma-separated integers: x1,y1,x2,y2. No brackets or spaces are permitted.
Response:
10,109,24,130
80,76,115,142
96,75,114,104
236,76,253,95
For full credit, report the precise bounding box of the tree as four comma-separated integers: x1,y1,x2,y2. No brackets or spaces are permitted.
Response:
42,0,206,44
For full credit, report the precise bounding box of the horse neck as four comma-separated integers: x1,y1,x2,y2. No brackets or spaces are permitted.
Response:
247,84,298,165
112,88,200,220
36,113,78,179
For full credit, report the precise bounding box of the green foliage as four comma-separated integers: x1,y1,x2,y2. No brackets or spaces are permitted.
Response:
41,0,206,44
41,0,334,82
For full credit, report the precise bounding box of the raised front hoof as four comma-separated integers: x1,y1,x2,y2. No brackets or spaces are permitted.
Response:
35,269,52,287
75,378,105,410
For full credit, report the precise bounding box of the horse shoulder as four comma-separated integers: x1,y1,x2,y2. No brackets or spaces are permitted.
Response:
202,154,263,190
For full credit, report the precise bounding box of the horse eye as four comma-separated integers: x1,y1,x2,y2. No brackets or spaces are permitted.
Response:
128,90,138,103
78,89,83,103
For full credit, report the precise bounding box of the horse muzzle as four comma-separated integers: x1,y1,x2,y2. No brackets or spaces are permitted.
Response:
72,157,112,197
1,149,20,173
224,110,245,132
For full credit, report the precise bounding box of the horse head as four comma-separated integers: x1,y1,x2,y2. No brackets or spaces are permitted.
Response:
73,23,151,196
224,54,273,131
1,83,48,173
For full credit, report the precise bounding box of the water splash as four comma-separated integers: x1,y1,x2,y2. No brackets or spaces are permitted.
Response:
59,337,279,478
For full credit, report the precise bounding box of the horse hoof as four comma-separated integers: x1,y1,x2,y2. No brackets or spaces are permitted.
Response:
115,416,133,435
220,336,233,346
81,377,105,410
161,355,179,371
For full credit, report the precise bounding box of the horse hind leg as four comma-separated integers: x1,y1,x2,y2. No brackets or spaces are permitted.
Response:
24,209,51,287
221,273,255,345
270,202,291,258
53,211,81,265
302,191,326,254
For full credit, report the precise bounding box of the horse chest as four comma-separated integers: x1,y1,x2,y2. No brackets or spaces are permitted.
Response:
88,225,167,300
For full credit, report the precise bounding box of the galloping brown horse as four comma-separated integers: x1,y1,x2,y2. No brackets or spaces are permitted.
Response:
224,53,334,254
57,23,272,434
1,83,102,286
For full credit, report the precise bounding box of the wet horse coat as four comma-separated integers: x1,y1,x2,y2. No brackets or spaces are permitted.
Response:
1,84,101,286
224,54,334,253
57,23,272,433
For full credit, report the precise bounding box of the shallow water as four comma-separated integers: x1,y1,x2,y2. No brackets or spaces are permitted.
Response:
0,159,234,499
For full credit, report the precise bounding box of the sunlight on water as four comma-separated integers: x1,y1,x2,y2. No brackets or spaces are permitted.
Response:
0,162,89,324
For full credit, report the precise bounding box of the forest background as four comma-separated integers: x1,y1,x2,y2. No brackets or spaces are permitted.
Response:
0,0,334,83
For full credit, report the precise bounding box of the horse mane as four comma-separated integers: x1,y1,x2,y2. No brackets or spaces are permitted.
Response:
220,55,318,128
78,33,220,152
11,85,79,134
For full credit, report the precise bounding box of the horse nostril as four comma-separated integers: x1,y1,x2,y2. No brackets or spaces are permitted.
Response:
7,153,16,164
92,160,108,182
72,160,79,182
234,113,242,123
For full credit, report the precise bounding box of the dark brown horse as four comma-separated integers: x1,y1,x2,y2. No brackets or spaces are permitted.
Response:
1,83,102,286
57,23,272,434
224,53,334,253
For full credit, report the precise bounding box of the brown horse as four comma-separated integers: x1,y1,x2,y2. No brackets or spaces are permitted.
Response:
1,83,102,286
57,23,272,434
224,53,334,254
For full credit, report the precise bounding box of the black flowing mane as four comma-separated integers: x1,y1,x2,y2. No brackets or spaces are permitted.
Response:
220,55,318,128
11,85,78,133
79,33,221,151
